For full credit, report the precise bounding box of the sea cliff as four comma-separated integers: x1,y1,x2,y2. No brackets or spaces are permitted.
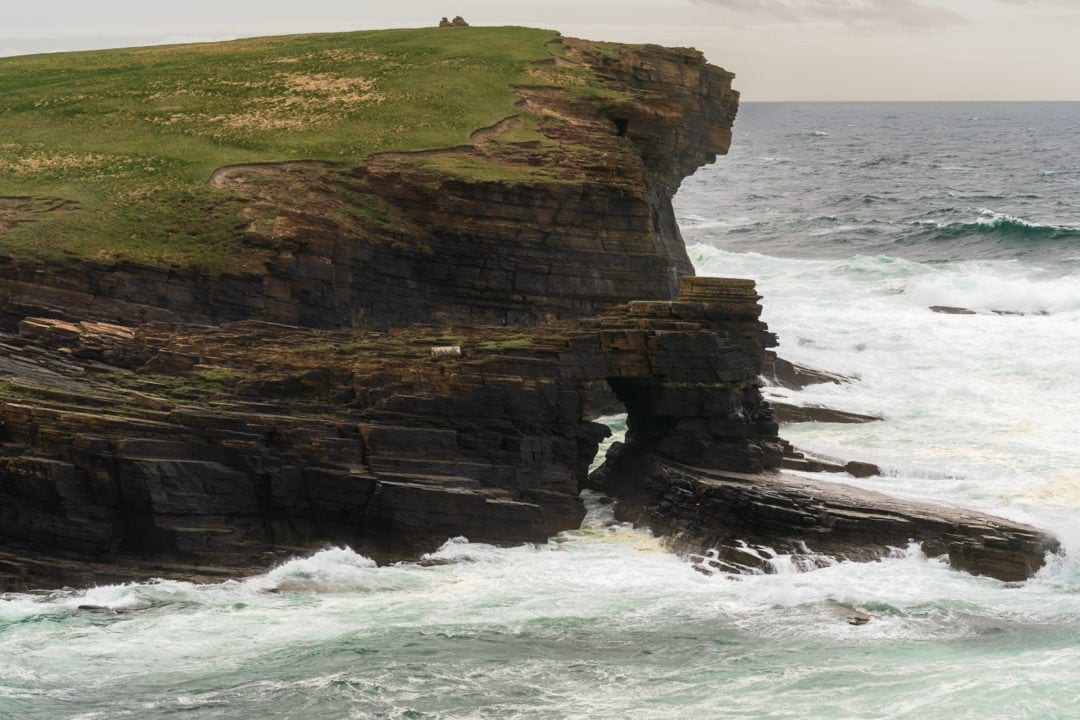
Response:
0,28,1057,590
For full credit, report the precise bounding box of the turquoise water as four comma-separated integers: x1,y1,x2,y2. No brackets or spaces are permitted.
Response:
2,495,1078,719
3,103,1079,718
2,496,1078,719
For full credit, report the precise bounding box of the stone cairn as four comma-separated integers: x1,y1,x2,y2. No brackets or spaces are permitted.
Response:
438,16,470,28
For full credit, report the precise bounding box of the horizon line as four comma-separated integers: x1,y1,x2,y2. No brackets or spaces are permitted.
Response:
743,99,1080,103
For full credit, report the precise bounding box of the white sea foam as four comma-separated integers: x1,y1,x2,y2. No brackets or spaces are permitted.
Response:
976,208,1052,229
687,242,1080,535
904,265,1080,314
3,486,1079,718
910,208,1080,239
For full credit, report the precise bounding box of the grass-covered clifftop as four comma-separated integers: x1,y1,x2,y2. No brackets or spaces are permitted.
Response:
0,26,619,270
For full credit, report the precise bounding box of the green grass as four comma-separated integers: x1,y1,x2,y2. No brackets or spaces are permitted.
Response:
0,26,618,272
409,153,565,183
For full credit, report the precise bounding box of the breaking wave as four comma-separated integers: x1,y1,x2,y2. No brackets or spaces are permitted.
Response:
904,269,1080,315
914,209,1080,242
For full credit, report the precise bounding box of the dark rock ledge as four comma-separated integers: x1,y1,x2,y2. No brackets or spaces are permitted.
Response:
0,278,1058,590
590,450,1057,583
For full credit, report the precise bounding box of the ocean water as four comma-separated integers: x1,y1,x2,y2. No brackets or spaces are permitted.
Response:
3,103,1080,719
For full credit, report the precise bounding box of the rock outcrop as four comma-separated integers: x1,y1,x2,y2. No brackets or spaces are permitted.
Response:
0,277,781,589
586,281,1059,583
0,33,1059,590
590,452,1057,583
0,39,739,332
0,277,1056,589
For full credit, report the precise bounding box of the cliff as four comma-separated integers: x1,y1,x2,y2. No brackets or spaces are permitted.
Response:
0,33,737,329
0,29,1058,590
0,279,779,587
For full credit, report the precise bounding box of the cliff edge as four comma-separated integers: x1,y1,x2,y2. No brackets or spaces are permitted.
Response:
0,30,737,329
0,28,1058,590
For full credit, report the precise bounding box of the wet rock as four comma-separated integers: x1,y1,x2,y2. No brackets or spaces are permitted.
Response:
77,604,129,614
764,356,853,389
779,446,882,478
781,456,845,473
690,545,774,575
772,402,882,425
845,461,882,478
930,305,1049,317
592,447,1059,582
930,305,978,315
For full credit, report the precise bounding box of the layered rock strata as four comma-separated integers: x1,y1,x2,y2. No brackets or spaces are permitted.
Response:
590,453,1057,583
0,36,1060,590
0,279,1056,589
0,39,739,331
585,281,1059,583
0,278,779,590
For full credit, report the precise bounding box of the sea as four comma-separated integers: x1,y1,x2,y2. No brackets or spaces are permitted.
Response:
2,102,1079,719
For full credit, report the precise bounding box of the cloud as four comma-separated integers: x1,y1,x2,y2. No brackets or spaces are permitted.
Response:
690,0,965,28
990,0,1080,13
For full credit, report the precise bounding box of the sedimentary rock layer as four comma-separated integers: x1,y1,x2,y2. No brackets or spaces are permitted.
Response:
0,33,1060,590
0,276,1056,589
0,278,779,590
0,39,739,331
589,449,1058,582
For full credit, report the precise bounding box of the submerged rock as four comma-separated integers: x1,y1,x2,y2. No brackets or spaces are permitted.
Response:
930,305,1049,317
844,460,882,478
772,402,882,425
764,356,854,389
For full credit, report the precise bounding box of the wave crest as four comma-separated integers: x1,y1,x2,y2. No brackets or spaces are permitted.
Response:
916,209,1080,241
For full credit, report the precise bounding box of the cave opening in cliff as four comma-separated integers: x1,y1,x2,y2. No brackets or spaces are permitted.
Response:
613,118,629,137
604,377,677,442
583,380,627,476
585,377,675,494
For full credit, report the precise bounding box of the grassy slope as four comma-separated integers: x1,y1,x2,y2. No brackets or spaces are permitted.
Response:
0,26,603,271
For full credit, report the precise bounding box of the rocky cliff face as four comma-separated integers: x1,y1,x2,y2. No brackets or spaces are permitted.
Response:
0,39,739,331
0,278,783,589
0,38,756,589
0,277,1054,590
0,37,1058,590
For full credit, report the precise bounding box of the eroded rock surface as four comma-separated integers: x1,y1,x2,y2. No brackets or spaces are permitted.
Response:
588,290,1058,582
0,278,780,590
590,453,1058,582
0,39,739,332
0,37,1059,590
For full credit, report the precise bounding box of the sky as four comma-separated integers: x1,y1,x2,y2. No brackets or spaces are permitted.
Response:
2,1,1079,101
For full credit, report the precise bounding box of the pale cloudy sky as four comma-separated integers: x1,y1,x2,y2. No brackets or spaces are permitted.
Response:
2,1,1078,100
